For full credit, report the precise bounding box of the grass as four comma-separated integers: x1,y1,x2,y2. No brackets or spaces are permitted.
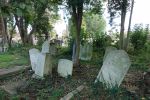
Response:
0,53,28,68
0,45,33,68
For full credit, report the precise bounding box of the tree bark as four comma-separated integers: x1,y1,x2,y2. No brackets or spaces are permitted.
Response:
15,15,33,45
119,0,127,49
119,11,126,49
124,0,134,50
72,2,83,67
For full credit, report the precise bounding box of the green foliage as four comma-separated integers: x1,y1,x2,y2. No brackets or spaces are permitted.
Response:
81,13,106,41
0,90,5,100
130,24,148,49
93,33,112,51
108,0,130,25
90,81,137,99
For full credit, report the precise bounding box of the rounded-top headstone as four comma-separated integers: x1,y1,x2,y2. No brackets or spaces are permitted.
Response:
57,59,73,78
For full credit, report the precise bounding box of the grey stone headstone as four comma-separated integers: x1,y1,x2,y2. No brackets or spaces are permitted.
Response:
57,59,73,78
29,48,40,71
79,43,93,61
41,41,50,53
49,44,56,55
95,50,131,88
103,46,117,61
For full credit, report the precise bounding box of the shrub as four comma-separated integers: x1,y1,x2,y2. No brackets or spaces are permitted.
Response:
130,24,148,50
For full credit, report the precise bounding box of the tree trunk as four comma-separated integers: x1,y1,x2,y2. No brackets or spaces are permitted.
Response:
119,8,126,49
15,16,33,45
0,13,7,46
124,0,134,50
72,2,83,67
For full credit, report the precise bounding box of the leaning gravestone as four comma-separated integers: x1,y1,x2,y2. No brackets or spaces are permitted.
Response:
29,48,40,71
103,46,117,61
41,41,50,53
57,59,73,78
95,50,131,88
79,43,93,61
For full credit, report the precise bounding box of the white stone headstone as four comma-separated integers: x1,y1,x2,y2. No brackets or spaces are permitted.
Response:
79,43,93,61
29,48,40,71
35,53,52,77
35,53,46,77
95,50,131,88
41,41,50,53
103,46,117,61
57,59,73,78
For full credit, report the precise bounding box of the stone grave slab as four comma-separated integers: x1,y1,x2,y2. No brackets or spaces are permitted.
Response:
95,50,131,88
49,44,56,55
41,41,50,53
57,59,73,78
79,43,93,61
29,48,40,71
34,53,52,78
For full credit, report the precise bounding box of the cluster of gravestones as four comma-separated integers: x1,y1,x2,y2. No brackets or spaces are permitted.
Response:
29,41,131,88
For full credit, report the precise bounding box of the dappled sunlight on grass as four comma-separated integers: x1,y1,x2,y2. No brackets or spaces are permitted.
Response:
0,53,28,68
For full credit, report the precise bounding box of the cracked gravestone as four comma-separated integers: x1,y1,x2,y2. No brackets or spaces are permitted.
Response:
29,48,40,71
57,59,73,78
95,50,131,88
79,43,93,61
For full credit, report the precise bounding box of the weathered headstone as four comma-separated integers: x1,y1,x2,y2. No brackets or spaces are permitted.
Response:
29,48,40,71
49,43,57,55
41,41,50,53
79,43,93,61
35,53,52,77
95,50,131,88
103,46,117,61
57,59,73,78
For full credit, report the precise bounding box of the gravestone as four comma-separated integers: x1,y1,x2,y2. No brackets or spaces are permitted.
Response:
95,50,131,88
35,53,52,77
103,46,117,61
49,43,57,55
0,46,2,52
57,59,73,78
29,48,40,71
41,41,50,53
79,43,93,61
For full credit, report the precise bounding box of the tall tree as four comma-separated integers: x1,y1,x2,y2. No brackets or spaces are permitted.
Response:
124,0,134,50
108,0,130,49
66,0,102,67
